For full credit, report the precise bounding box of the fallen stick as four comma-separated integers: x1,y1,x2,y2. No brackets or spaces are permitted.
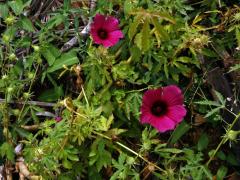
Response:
0,99,56,107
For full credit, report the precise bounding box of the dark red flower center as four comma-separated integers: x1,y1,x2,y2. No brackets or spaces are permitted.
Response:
97,29,108,39
151,101,167,117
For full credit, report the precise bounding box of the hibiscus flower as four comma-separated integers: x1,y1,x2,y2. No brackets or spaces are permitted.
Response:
140,85,187,133
90,14,124,47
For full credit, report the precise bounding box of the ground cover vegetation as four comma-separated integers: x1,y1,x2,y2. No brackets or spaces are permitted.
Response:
0,0,240,179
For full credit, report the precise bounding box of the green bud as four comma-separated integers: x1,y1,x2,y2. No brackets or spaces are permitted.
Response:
7,87,14,93
32,45,40,52
4,15,16,25
37,58,42,64
27,72,35,79
23,92,31,99
2,74,8,80
2,35,10,43
227,130,240,141
12,109,20,116
9,53,17,61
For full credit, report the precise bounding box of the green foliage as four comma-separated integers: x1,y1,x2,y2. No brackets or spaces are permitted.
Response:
0,0,239,179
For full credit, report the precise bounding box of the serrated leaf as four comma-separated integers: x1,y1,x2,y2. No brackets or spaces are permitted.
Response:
0,142,15,162
20,16,35,32
152,11,176,24
195,100,221,107
141,20,150,52
8,0,24,15
41,44,61,66
47,51,78,73
128,15,142,41
169,120,190,144
45,14,65,30
204,106,223,118
214,90,225,105
151,17,169,40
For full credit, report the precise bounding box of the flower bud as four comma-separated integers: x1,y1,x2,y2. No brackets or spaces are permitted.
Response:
2,35,10,43
27,72,35,79
2,74,8,80
23,92,31,99
4,15,16,25
9,53,17,61
32,45,40,52
7,87,14,93
12,109,20,116
37,58,42,64
227,130,240,141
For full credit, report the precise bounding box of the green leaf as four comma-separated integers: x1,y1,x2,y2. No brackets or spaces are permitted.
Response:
8,0,24,15
0,3,9,18
38,86,63,102
151,17,169,40
47,51,78,73
214,90,225,106
195,100,221,107
157,148,183,154
229,63,240,72
45,14,65,30
216,166,227,180
124,0,134,15
19,16,35,32
204,106,223,118
63,159,72,169
41,44,61,66
128,15,142,41
68,154,79,161
141,19,150,52
169,120,190,144
197,133,209,151
153,11,176,24
0,142,15,162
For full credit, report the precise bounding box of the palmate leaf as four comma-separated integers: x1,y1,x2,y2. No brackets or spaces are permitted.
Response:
124,92,142,120
128,14,143,41
151,17,169,41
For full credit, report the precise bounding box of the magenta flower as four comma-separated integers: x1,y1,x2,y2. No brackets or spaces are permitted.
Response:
90,14,124,47
140,85,187,133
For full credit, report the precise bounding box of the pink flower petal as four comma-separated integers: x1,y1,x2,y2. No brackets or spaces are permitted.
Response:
104,16,120,31
150,116,176,133
161,85,184,106
142,88,163,107
90,31,103,44
92,14,105,28
105,30,124,46
166,105,187,123
101,40,115,47
140,112,153,124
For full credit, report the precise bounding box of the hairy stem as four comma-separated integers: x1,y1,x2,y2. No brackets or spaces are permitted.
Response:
206,112,240,166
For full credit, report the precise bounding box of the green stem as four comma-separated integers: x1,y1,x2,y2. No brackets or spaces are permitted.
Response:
206,113,240,166
94,131,165,173
18,64,39,122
